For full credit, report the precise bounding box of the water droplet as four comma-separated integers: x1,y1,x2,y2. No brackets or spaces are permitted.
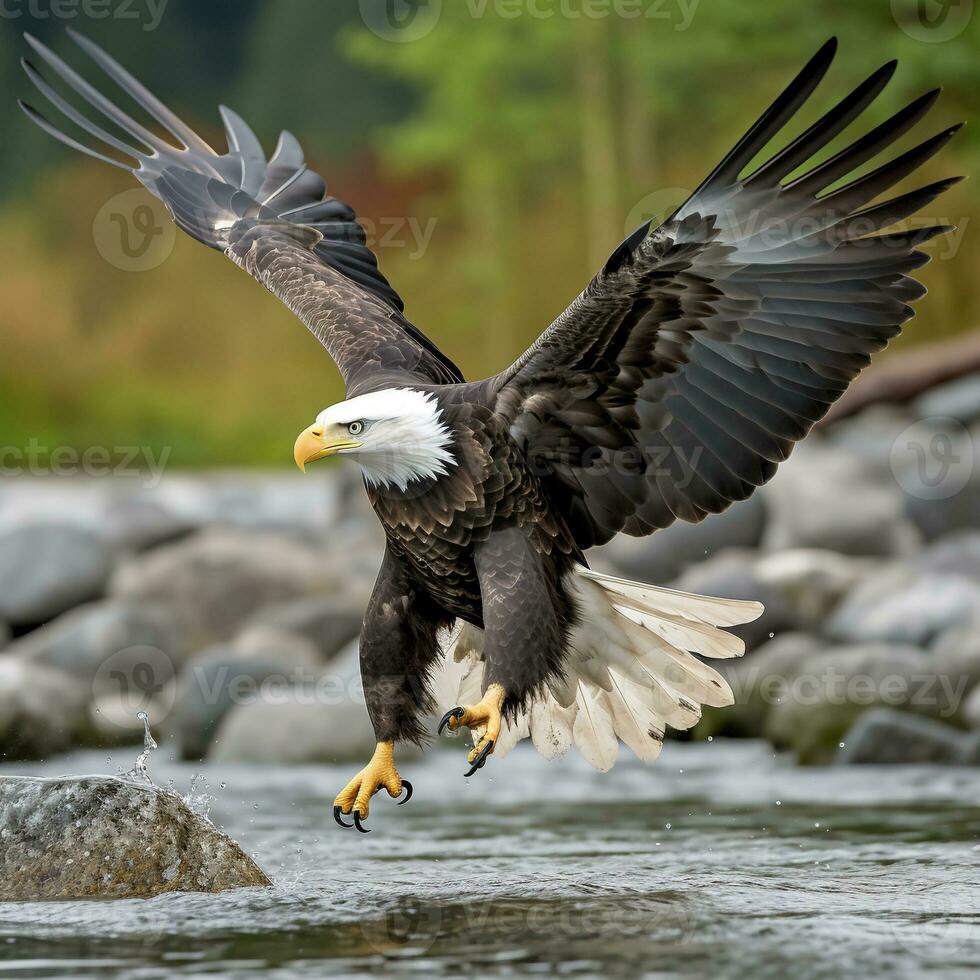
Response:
665,822,672,830
124,712,157,784
768,632,775,638
775,800,782,806
707,736,713,742
838,742,845,748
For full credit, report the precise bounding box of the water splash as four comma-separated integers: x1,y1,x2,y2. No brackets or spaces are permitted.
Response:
126,711,158,784
184,772,215,820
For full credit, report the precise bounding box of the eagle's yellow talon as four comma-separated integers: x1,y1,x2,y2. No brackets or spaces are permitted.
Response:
439,684,506,776
332,741,408,832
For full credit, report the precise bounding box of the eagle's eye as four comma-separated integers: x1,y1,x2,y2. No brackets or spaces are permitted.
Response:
347,420,364,436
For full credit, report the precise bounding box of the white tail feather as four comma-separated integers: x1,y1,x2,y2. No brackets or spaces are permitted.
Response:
433,565,763,770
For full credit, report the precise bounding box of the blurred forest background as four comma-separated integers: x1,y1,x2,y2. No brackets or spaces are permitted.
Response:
0,0,977,466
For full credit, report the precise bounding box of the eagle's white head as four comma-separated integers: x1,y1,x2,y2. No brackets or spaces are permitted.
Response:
293,387,455,492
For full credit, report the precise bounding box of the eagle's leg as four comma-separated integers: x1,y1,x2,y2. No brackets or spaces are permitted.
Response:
438,683,507,776
333,741,412,833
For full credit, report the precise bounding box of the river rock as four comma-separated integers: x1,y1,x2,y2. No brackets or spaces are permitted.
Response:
11,599,185,682
0,658,93,760
836,708,968,765
671,549,798,650
243,596,362,662
763,643,937,764
0,775,270,900
760,442,920,557
697,632,825,739
0,523,114,627
929,619,980,712
599,494,767,584
171,646,321,761
827,567,980,647
963,684,980,730
209,640,394,763
109,528,347,647
101,497,197,553
913,374,980,426
753,549,879,631
914,532,980,583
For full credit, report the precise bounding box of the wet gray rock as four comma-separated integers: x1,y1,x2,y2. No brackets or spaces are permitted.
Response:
760,443,920,558
0,523,114,626
697,632,825,739
110,528,348,647
913,374,980,426
753,549,879,631
0,621,10,650
914,532,980,583
836,708,969,765
11,599,185,682
171,646,320,761
672,549,798,651
827,567,980,647
823,405,913,477
0,658,93,760
101,498,197,553
963,684,980,731
243,596,362,662
0,775,270,900
599,494,767,584
230,626,323,668
929,618,980,713
208,641,407,764
763,643,940,764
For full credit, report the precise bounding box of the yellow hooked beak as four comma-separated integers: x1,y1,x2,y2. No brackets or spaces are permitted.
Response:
293,424,362,472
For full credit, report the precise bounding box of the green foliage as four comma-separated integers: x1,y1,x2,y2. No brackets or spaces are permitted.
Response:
1,0,977,466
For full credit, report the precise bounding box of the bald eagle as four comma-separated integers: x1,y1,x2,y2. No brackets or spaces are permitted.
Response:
22,32,961,831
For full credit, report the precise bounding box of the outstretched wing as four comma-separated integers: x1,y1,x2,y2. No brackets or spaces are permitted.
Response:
490,38,962,550
19,29,462,393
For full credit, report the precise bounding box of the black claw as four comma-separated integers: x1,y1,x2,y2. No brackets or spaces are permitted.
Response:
438,707,465,736
334,805,353,829
352,810,370,834
397,779,413,805
464,740,494,778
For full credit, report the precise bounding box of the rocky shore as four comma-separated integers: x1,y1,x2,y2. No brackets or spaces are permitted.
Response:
1,372,980,768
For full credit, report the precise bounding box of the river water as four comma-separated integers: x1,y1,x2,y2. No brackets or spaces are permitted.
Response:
0,740,978,979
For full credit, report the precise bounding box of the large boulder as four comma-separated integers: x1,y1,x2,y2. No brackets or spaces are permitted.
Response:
827,567,980,648
760,442,920,558
914,533,980,584
763,643,948,764
207,641,409,764
0,658,93,760
0,523,114,626
753,549,879,632
963,684,980,730
243,596,362,662
671,549,798,651
100,497,197,553
170,644,321,761
7,598,184,740
836,708,970,765
913,374,980,426
701,632,826,739
11,598,185,682
598,494,767,584
109,528,349,647
0,775,270,900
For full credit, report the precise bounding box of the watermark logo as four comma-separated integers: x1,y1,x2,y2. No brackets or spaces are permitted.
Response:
93,188,175,272
892,0,973,42
92,645,177,730
360,897,443,954
0,0,169,32
890,417,974,501
359,0,442,42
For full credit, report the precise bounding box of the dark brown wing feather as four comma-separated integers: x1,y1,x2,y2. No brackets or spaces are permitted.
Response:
19,28,462,392
490,38,962,549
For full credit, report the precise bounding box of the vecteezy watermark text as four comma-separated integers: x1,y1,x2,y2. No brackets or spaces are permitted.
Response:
0,0,169,31
0,439,171,488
